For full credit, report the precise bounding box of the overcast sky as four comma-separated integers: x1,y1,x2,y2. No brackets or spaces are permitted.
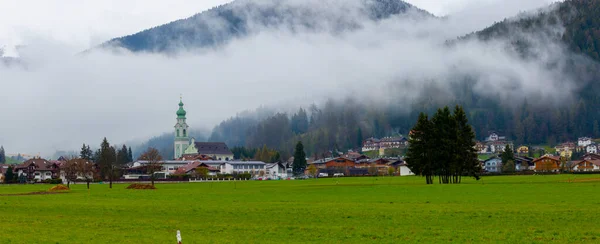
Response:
0,0,557,51
0,0,563,156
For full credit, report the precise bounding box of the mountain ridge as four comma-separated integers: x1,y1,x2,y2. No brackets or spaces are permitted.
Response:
98,0,434,53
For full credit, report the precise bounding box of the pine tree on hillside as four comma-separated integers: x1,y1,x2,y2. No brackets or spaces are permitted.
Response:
292,141,307,176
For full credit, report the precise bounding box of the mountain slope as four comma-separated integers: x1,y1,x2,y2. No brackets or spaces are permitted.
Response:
100,0,433,53
464,0,600,62
209,0,600,157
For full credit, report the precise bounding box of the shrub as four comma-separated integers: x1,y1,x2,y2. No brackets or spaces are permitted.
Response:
49,184,70,191
168,174,190,180
43,179,63,184
126,183,156,190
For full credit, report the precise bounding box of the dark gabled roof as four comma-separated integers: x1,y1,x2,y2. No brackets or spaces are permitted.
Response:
194,142,232,155
15,158,57,171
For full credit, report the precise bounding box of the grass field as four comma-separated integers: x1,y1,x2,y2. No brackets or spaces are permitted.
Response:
2,175,600,243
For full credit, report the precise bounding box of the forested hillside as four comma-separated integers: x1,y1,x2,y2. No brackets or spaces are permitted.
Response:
100,0,433,52
209,0,600,159
124,0,600,160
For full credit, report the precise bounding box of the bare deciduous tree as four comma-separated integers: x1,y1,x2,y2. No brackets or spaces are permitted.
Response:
62,157,79,188
78,160,96,189
138,147,163,186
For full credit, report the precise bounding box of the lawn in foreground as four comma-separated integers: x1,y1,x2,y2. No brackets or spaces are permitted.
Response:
1,175,600,243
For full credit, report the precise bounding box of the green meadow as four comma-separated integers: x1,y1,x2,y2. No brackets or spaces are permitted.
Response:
1,175,600,243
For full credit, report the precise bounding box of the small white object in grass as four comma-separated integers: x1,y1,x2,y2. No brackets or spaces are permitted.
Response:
176,230,182,243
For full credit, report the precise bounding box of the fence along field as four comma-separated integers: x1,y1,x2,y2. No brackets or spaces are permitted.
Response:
1,175,600,243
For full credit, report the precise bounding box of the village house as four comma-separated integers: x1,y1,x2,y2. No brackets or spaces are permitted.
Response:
124,160,267,179
555,142,576,158
14,158,60,181
516,146,529,155
488,141,513,154
474,142,487,154
361,136,407,152
361,138,380,152
514,156,534,171
582,153,600,161
586,143,598,154
578,137,593,147
571,159,600,172
477,132,513,154
386,159,414,176
265,162,290,179
58,159,96,183
173,162,220,176
483,157,502,173
485,132,506,142
379,137,407,150
533,155,562,172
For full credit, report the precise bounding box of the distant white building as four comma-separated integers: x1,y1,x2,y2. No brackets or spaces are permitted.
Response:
579,137,593,147
362,138,380,152
586,143,598,154
125,160,267,179
486,132,506,142
265,163,290,178
398,163,414,176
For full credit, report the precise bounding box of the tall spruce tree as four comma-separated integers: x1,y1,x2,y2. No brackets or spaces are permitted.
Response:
407,106,481,184
431,107,455,184
356,127,363,149
4,166,14,183
97,138,117,188
454,106,480,182
0,146,5,163
501,144,515,164
406,113,434,184
292,141,307,176
80,144,93,160
128,147,133,162
117,145,129,165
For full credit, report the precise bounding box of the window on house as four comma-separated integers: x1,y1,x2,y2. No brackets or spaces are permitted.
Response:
183,129,186,137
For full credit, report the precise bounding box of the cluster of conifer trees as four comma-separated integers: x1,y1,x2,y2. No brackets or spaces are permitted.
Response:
405,106,481,184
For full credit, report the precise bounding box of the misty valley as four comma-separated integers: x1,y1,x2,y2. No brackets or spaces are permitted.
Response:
2,0,600,243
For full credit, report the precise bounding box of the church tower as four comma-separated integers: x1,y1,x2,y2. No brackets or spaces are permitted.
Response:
174,97,190,159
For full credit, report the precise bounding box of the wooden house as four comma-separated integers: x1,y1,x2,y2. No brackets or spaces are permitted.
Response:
533,155,562,172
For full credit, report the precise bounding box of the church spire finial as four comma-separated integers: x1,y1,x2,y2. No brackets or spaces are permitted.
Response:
176,95,186,118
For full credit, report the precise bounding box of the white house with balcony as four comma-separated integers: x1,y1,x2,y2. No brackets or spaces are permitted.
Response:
579,137,593,147
586,143,598,154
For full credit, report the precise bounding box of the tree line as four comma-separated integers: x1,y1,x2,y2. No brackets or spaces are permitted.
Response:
405,106,481,184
